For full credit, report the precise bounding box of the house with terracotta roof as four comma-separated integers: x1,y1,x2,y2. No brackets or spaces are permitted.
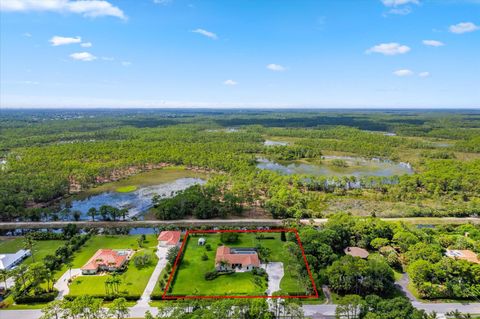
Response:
215,246,260,271
158,231,182,247
445,249,479,264
81,249,133,275
344,247,369,259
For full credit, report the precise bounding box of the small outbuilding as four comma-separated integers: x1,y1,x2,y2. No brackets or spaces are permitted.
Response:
198,238,206,246
344,247,369,259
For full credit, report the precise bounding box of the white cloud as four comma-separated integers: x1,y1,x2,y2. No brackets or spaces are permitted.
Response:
0,0,126,20
393,69,414,76
191,28,218,39
266,64,286,71
449,22,479,34
80,42,92,48
22,32,32,37
418,71,430,77
381,0,419,7
387,7,411,15
69,52,97,61
153,0,172,4
422,40,444,47
50,35,81,46
366,42,411,55
121,61,131,67
101,56,114,61
223,79,237,86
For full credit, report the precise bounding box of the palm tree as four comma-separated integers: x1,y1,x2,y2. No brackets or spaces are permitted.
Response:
45,271,54,292
111,273,121,295
23,235,36,262
66,261,73,281
105,277,113,295
120,208,128,221
0,269,9,291
87,207,97,222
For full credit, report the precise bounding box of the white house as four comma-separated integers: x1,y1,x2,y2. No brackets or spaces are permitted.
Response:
0,249,31,270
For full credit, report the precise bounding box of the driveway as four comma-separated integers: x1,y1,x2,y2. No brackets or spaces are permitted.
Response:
135,246,169,307
395,273,418,302
54,268,82,300
261,262,284,296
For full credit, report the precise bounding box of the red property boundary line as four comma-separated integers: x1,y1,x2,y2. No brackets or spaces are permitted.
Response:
161,228,319,300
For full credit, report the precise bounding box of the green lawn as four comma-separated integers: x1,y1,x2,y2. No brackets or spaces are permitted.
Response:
0,238,66,265
54,234,157,280
167,232,309,297
68,248,158,298
115,185,138,193
66,235,158,298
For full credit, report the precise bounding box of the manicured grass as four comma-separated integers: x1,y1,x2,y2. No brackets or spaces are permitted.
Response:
115,185,137,193
68,247,158,298
0,238,66,265
167,232,309,297
53,234,157,282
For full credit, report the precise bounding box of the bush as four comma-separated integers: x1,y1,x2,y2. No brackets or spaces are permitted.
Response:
201,253,208,261
220,233,239,244
14,291,58,304
205,243,212,251
255,235,275,240
204,271,219,281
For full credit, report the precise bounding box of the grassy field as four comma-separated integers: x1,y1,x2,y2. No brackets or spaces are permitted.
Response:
115,185,138,193
0,238,65,265
167,232,309,297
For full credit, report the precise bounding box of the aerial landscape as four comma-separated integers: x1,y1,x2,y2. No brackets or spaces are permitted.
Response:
0,1,479,319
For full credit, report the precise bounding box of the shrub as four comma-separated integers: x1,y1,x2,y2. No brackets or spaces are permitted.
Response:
220,233,239,244
14,291,58,304
204,271,219,281
201,253,208,261
205,243,212,251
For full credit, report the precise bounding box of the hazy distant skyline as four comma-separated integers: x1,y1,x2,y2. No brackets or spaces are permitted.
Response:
1,0,479,109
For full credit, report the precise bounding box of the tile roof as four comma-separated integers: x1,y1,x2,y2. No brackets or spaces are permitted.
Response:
445,249,479,264
81,249,129,271
344,247,370,259
215,246,260,268
158,231,181,245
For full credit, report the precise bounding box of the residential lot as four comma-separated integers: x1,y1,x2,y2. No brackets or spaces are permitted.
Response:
163,232,311,297
0,238,65,266
66,235,158,299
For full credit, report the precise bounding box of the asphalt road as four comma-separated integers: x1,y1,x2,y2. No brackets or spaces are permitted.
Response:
0,217,478,230
1,302,479,319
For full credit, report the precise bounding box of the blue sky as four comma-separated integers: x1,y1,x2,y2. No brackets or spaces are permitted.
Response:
0,0,479,108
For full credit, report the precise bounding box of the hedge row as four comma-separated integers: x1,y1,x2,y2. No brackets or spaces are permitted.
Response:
14,291,58,304
64,294,141,301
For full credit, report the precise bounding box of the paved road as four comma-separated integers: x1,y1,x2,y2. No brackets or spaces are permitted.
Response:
136,246,169,307
1,302,479,319
1,217,478,229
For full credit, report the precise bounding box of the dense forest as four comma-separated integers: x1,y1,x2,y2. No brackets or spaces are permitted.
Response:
0,109,479,221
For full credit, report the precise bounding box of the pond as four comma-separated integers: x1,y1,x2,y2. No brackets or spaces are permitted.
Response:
264,140,288,146
61,178,205,220
256,156,413,178
57,168,208,221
